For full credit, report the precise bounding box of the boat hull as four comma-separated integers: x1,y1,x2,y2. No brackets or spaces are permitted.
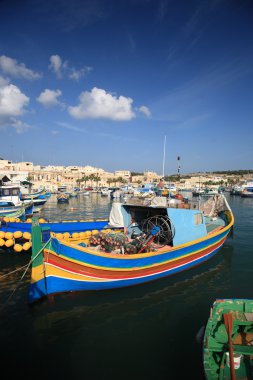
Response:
29,225,231,304
203,299,253,380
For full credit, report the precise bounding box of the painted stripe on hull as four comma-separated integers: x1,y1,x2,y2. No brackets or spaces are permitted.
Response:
29,244,222,302
44,237,226,280
49,229,229,270
31,234,227,284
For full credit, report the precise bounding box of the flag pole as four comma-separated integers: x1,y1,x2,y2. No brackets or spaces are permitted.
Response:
162,135,166,179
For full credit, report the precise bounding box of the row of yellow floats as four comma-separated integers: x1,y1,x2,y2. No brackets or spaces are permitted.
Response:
0,231,32,252
0,228,117,253
51,229,115,242
2,217,47,223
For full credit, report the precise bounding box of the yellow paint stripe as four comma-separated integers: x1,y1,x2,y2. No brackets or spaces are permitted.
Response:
58,210,234,260
46,263,108,282
44,231,227,273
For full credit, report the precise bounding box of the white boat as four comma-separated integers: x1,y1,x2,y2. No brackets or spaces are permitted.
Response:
241,180,253,198
192,187,205,197
101,188,112,196
201,188,219,197
0,185,34,216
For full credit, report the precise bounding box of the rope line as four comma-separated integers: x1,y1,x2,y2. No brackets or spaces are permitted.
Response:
0,237,52,311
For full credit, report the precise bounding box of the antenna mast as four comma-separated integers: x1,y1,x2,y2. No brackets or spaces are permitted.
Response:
177,156,180,179
162,136,166,178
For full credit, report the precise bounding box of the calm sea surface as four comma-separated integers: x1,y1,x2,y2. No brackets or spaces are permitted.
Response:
0,193,252,380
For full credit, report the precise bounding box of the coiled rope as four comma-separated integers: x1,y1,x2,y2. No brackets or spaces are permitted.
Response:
0,237,52,311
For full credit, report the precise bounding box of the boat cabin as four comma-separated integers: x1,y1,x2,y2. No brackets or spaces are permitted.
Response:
0,185,21,206
109,198,207,248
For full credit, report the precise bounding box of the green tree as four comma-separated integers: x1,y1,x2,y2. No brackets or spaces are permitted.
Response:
94,174,101,188
81,175,90,187
107,178,113,187
116,176,124,186
88,173,96,186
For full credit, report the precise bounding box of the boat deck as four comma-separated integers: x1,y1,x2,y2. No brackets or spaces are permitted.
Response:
205,216,226,234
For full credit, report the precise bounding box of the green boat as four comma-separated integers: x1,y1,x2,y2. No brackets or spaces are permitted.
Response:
203,299,253,379
0,205,26,220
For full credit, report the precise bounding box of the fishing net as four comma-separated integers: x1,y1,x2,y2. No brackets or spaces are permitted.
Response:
89,232,157,254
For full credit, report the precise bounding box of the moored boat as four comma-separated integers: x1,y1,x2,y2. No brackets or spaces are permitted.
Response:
202,299,253,379
230,185,242,196
57,193,69,203
192,187,205,197
0,205,26,220
0,201,33,219
28,194,234,304
241,180,253,198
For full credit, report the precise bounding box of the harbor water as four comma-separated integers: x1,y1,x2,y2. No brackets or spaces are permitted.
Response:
0,193,252,380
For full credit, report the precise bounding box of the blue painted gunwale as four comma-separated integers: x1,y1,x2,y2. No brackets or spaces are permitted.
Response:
0,220,109,233
49,227,230,269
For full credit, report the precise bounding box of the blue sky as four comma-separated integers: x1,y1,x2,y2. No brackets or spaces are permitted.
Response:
0,0,252,174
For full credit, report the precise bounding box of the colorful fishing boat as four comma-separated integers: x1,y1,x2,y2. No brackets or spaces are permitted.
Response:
28,194,234,304
202,299,253,379
57,193,69,203
20,187,46,200
0,200,34,218
0,205,26,220
0,184,42,214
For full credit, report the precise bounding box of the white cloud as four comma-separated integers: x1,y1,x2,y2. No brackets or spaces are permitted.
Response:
9,118,31,134
138,105,151,117
0,55,41,80
0,79,30,132
68,87,135,121
49,55,63,78
69,66,93,81
0,83,29,118
49,54,92,81
56,121,88,134
37,89,63,107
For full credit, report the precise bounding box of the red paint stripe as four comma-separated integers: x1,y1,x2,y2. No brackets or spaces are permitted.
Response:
44,237,226,280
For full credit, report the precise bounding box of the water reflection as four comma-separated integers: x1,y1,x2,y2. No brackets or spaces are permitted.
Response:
40,193,112,221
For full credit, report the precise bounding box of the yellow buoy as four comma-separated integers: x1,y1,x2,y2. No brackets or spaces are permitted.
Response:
85,231,92,237
15,218,20,222
63,232,70,239
5,239,14,247
91,230,99,235
26,218,32,223
0,231,5,239
23,231,31,240
79,232,86,238
56,233,63,239
5,232,13,240
0,238,5,247
3,217,10,223
9,217,16,223
14,231,22,239
14,244,23,253
72,232,80,239
23,242,31,251
39,218,45,223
